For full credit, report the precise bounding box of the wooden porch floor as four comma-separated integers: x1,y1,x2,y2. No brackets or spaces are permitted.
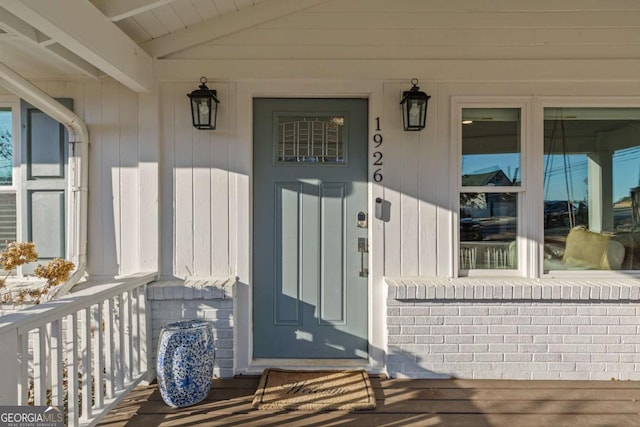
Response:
98,377,640,427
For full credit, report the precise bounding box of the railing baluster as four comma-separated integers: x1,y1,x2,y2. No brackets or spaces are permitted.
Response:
50,319,63,406
116,294,125,391
104,297,115,399
80,308,92,421
138,284,149,379
124,291,133,383
33,326,47,405
17,333,28,405
132,287,140,376
93,302,104,409
66,313,79,427
45,323,53,402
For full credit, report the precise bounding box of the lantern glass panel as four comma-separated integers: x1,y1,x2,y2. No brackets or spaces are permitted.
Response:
401,93,429,130
190,97,209,128
408,100,421,127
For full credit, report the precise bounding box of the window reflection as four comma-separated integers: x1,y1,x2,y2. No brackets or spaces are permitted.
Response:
0,108,11,185
0,108,15,254
460,193,518,270
461,108,521,187
460,107,520,271
543,108,640,271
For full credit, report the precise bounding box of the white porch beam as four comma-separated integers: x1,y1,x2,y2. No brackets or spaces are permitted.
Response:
0,6,38,42
2,0,152,92
142,0,330,59
91,0,174,22
155,58,640,81
0,6,100,79
45,43,102,80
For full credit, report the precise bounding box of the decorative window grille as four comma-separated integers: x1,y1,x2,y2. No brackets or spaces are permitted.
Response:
277,116,344,163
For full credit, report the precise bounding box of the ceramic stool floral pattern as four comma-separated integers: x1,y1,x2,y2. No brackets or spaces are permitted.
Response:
157,320,215,407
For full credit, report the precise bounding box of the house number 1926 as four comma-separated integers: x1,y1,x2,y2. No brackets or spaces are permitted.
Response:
373,117,383,182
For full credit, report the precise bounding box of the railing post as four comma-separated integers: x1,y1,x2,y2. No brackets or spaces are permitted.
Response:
0,329,18,405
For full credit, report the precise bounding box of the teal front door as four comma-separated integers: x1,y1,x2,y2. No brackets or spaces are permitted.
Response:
253,98,369,359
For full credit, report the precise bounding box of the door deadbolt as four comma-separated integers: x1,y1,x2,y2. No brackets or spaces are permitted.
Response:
357,211,368,228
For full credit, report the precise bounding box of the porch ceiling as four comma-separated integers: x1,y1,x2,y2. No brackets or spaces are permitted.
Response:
1,0,640,90
0,0,325,92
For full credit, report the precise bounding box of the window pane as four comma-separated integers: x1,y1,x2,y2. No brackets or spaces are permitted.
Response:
0,108,12,185
462,108,521,187
277,115,345,163
460,193,518,270
543,107,640,271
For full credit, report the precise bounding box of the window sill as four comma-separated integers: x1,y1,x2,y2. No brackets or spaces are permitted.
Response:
385,276,640,301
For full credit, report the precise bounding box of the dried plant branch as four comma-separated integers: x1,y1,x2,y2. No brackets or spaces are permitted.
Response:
0,242,74,306
32,258,75,305
0,242,38,289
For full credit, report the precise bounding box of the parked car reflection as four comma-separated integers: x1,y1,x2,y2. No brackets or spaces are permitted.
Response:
544,200,587,228
460,217,484,241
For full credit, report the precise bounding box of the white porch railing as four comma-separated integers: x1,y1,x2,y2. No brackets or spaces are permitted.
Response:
0,272,157,427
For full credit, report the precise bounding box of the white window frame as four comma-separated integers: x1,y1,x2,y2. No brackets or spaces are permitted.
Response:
537,96,640,279
0,96,22,243
453,97,531,278
452,95,640,280
0,96,20,192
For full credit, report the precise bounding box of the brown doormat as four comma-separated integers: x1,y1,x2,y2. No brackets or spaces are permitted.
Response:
252,368,376,411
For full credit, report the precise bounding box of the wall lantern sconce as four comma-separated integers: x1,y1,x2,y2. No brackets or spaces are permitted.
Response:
400,78,430,131
187,77,220,130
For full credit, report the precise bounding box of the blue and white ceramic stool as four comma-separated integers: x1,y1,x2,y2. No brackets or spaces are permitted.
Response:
157,320,215,407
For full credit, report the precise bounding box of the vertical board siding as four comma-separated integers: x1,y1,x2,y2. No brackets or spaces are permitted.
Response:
160,81,231,279
210,83,231,277
173,83,194,277
382,82,439,277
138,90,160,273
382,84,402,277
160,84,175,278
420,84,442,277
192,97,212,276
118,86,141,275
84,82,105,275
102,79,123,276
400,131,420,277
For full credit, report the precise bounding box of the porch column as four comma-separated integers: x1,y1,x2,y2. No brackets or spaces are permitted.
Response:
587,145,614,233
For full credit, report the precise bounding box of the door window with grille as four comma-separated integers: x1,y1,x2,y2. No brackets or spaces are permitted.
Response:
276,115,346,164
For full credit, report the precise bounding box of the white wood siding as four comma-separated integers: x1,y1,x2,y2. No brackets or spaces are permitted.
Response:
88,79,141,276
154,0,640,280
159,81,233,279
5,0,640,282
382,82,443,277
